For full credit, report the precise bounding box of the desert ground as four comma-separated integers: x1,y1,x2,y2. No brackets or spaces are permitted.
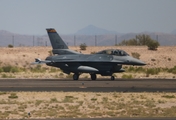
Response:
0,46,176,79
0,92,176,119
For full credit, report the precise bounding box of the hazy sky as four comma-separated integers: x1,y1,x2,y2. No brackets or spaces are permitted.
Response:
0,0,176,35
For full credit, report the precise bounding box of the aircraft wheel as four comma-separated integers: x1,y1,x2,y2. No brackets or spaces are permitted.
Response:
91,74,96,80
73,73,79,80
111,76,115,80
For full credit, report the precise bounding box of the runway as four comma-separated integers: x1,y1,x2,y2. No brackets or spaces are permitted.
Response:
0,78,176,92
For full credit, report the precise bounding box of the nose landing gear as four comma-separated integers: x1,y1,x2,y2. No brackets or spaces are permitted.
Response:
90,74,97,80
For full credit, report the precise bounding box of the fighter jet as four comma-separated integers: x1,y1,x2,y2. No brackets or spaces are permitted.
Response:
32,28,146,80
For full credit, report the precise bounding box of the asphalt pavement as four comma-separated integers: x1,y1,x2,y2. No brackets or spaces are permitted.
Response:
0,78,176,92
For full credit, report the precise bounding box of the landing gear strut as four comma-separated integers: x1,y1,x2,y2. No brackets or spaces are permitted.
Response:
90,74,97,80
111,76,115,80
73,73,79,80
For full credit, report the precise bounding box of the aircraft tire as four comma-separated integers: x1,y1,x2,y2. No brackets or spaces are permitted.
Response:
73,74,79,80
111,76,115,80
91,74,96,80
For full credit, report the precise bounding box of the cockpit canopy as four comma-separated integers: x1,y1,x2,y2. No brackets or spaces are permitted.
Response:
96,49,129,56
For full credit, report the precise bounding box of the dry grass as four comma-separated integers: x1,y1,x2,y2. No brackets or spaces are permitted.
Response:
0,92,176,119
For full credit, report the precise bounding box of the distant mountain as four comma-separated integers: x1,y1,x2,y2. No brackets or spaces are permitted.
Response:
171,29,176,35
0,27,176,47
0,30,15,36
75,25,120,35
0,30,49,47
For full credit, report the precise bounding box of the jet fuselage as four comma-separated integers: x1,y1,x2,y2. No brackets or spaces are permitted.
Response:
46,52,145,76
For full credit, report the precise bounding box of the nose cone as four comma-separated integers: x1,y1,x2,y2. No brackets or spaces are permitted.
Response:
130,58,146,66
113,56,146,66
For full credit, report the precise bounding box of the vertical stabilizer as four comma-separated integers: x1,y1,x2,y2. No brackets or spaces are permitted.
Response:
46,28,68,49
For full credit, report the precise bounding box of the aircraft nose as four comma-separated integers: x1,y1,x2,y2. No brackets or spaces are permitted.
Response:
128,57,146,66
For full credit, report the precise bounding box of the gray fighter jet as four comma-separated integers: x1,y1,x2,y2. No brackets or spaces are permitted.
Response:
32,28,146,80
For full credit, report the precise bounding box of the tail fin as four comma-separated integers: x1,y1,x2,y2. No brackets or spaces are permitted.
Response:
46,28,68,49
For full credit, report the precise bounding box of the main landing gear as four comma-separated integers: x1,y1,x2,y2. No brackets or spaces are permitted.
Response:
73,73,79,80
111,76,115,80
73,73,115,80
73,73,97,80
